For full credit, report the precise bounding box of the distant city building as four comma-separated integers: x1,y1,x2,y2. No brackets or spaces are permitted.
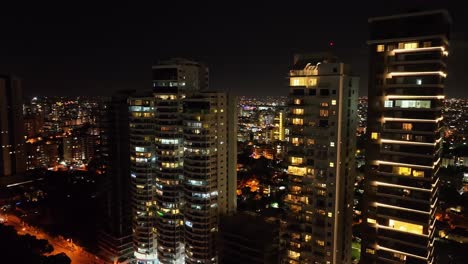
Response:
23,113,44,138
25,139,59,169
62,135,96,163
274,110,285,141
219,213,279,264
0,75,26,176
361,10,451,264
129,58,237,264
281,54,358,263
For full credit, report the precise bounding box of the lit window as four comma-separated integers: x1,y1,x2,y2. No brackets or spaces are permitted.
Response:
292,118,303,125
376,44,385,52
288,166,307,176
329,162,334,168
330,142,335,147
423,41,431,47
291,157,303,165
416,79,422,85
288,250,300,260
405,42,418,49
292,108,304,115
290,77,306,86
367,218,377,224
389,219,423,234
304,234,311,242
307,139,315,145
366,248,375,255
319,109,329,117
384,101,393,108
412,170,424,177
393,166,411,176
402,123,413,131
320,102,329,107
294,99,302,105
316,240,325,246
331,100,337,105
399,42,418,49
308,78,317,87
327,212,333,217
317,190,326,196
371,132,379,140
395,100,430,109
291,137,300,146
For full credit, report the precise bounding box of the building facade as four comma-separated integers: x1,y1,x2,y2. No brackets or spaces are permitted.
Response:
0,75,26,177
182,91,237,263
98,91,135,263
361,10,451,264
130,59,236,264
281,54,358,264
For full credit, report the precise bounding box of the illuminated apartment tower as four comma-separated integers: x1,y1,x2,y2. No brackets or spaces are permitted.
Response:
152,59,208,264
130,58,209,264
282,54,358,264
182,91,237,264
0,75,26,177
361,10,451,264
129,92,157,264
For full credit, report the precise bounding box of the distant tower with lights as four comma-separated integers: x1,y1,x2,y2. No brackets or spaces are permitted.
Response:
361,10,451,264
281,53,358,264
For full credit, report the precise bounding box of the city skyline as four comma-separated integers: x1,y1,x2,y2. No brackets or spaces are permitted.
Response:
1,1,468,98
1,4,467,264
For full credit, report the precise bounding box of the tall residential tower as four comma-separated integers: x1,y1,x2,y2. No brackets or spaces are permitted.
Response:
361,10,451,264
281,54,358,264
129,59,236,264
0,75,26,177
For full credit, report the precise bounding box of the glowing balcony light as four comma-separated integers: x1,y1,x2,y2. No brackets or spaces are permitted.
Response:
387,71,447,78
385,95,445,100
373,181,431,192
380,139,436,146
432,178,440,189
382,116,443,123
375,202,430,214
376,224,428,237
377,246,427,261
431,196,439,209
392,46,445,54
375,160,434,169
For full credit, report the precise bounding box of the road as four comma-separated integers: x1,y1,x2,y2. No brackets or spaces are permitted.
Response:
1,213,107,264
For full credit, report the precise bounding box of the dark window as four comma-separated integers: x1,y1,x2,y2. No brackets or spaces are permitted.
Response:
293,89,305,95
333,67,337,73
153,68,177,80
332,90,336,95
319,120,329,127
320,89,330,96
309,89,317,96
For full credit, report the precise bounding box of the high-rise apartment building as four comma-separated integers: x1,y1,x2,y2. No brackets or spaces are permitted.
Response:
129,59,236,264
0,75,26,177
361,10,451,264
98,90,135,264
129,92,158,264
281,54,358,264
182,91,237,264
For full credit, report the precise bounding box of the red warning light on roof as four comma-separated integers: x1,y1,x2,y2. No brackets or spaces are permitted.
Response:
329,42,334,46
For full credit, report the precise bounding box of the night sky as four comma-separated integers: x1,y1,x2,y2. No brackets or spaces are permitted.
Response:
1,1,467,97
